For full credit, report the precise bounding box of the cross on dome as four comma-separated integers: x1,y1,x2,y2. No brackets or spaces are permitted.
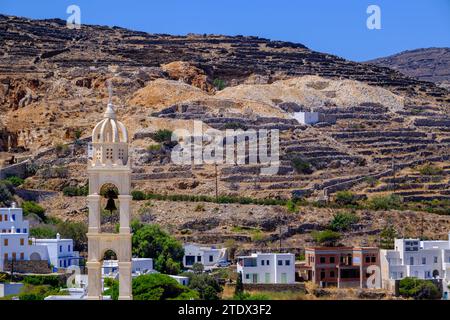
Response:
104,80,117,120
91,79,128,144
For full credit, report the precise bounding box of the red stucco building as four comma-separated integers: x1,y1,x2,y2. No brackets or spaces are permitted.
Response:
298,247,380,288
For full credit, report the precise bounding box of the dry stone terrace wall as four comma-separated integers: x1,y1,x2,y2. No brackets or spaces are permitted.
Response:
3,260,51,274
130,101,450,200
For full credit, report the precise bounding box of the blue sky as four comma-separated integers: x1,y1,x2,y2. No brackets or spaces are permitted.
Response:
1,0,449,61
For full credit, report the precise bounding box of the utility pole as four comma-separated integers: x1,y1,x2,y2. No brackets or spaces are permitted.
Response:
420,213,424,240
279,225,282,253
391,157,396,193
214,163,219,202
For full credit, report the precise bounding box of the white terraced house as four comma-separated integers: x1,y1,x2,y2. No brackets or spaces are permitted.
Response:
183,243,227,269
236,253,295,284
0,204,79,272
380,233,450,298
34,233,80,270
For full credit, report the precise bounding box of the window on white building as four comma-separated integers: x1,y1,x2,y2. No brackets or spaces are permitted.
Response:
422,257,426,265
261,260,265,266
209,255,213,262
59,245,62,253
278,260,283,266
409,257,414,265
266,260,270,265
285,260,290,266
68,245,71,252
434,256,438,263
245,274,250,280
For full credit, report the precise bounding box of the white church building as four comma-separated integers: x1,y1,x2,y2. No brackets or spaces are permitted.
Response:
0,203,79,272
380,233,450,298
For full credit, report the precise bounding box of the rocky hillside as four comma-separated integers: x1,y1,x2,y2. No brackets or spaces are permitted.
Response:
1,15,449,249
367,48,450,90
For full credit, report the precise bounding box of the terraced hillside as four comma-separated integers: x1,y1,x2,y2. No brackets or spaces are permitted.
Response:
367,48,450,90
0,15,449,249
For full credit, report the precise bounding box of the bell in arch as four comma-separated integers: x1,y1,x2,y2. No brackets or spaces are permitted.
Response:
104,188,118,214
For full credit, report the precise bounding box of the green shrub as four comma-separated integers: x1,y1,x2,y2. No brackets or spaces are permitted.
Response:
152,129,173,144
147,144,162,152
329,212,359,231
62,185,88,197
363,176,378,187
222,122,248,130
19,293,44,300
132,225,184,274
109,274,199,300
194,204,205,212
291,158,313,174
367,194,403,210
311,230,341,246
234,292,270,300
131,190,146,201
54,143,69,155
74,129,83,140
417,164,443,176
22,275,64,288
4,176,24,187
286,199,298,213
399,277,441,300
185,273,223,300
22,201,46,221
213,78,226,90
334,191,358,206
56,221,88,252
30,225,57,239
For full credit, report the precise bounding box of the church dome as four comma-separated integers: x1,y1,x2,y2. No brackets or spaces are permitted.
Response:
92,103,128,143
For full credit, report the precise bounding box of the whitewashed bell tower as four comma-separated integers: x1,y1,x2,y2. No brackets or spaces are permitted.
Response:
86,82,132,300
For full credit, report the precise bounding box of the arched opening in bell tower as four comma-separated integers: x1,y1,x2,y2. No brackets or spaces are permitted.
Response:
101,249,120,299
99,183,120,234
